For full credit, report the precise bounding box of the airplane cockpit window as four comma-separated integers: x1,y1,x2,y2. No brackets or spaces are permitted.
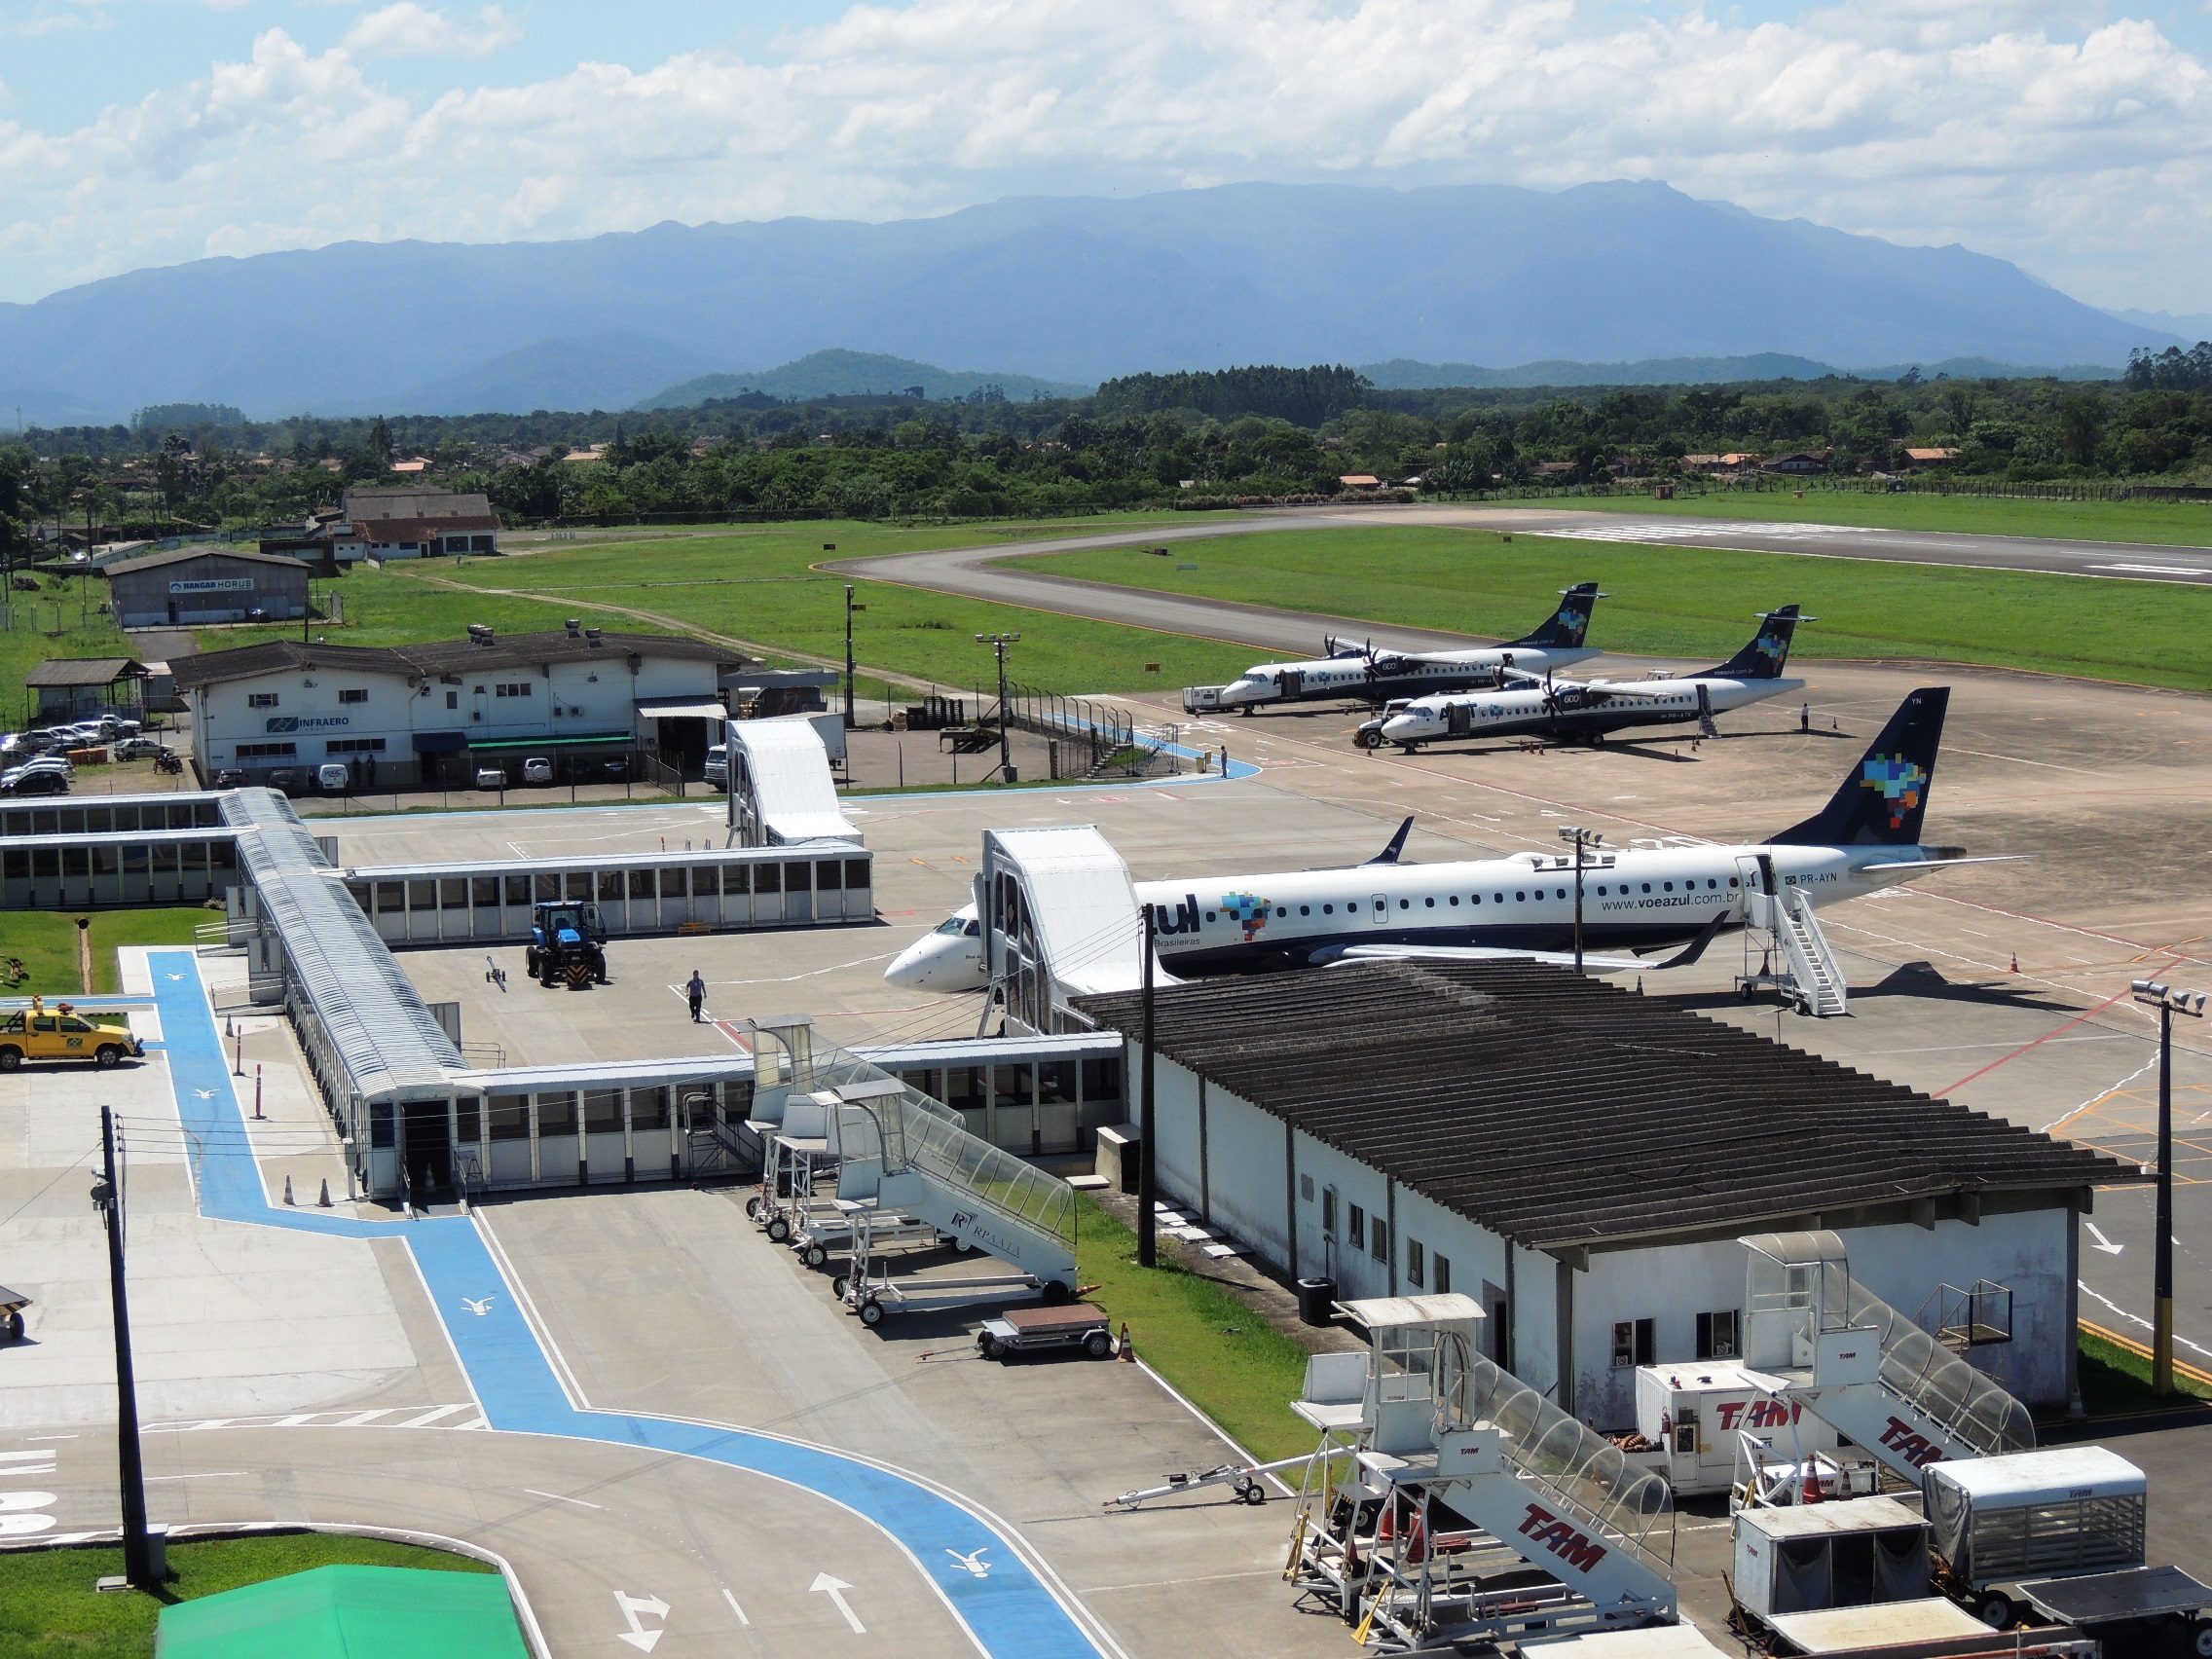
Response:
935,915,968,935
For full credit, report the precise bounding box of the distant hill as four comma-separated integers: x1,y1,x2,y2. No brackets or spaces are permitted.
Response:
0,180,2182,424
1361,352,2131,390
638,350,1089,408
2103,308,2212,345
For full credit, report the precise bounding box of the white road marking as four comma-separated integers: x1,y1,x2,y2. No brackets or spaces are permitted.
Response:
721,1587,751,1626
146,1472,245,1481
0,1492,58,1512
525,1488,605,1510
396,1403,474,1427
613,1590,670,1652
811,1572,866,1634
2079,1281,2212,1359
945,1547,991,1578
0,1511,56,1535
2084,1223,2125,1256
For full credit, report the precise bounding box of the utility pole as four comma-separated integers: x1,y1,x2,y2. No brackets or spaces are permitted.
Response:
975,633,1020,783
842,582,860,730
91,1104,156,1587
1138,903,1158,1269
2132,978,2204,1395
1558,825,1604,973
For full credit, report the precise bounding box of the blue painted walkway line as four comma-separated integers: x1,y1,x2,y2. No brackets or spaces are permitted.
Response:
148,950,1106,1658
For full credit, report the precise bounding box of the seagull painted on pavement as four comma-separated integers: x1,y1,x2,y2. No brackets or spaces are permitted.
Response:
461,1297,496,1316
945,1548,990,1577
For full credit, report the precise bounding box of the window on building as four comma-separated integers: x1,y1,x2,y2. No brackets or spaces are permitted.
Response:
1300,1173,1315,1201
1696,1309,1740,1360
1346,1201,1363,1249
497,682,534,698
247,692,278,708
1433,1253,1451,1295
1371,1218,1389,1264
325,738,387,755
1612,1317,1656,1369
338,688,368,704
1406,1238,1424,1286
446,690,459,709
237,742,296,758
1321,1187,1338,1236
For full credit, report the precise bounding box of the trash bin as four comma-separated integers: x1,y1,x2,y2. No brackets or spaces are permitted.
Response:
1297,1277,1337,1327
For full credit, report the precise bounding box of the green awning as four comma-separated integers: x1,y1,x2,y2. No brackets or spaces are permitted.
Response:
156,1565,529,1659
467,732,632,751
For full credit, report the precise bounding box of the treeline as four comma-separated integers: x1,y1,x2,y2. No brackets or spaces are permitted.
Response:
4,354,2209,546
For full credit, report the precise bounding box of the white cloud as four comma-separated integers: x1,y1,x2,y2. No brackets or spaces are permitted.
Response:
0,0,2208,311
342,3,521,59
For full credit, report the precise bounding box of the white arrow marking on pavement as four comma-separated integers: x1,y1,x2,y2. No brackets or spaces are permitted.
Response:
166,974,184,981
945,1547,991,1578
720,1587,750,1627
461,1297,496,1315
810,1572,866,1634
612,1591,670,1653
194,1088,216,1099
2085,1222,2124,1256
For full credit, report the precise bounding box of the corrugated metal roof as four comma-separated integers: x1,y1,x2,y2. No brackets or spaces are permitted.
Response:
730,717,859,845
343,845,856,881
170,631,741,689
1075,961,2135,1249
101,546,311,578
986,825,1156,999
23,657,148,686
220,789,461,1098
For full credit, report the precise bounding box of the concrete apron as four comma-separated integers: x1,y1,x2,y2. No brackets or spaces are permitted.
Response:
145,948,1114,1659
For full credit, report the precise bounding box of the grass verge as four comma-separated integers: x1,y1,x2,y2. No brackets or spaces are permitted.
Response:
2076,1323,2212,1416
1010,526,2212,691
0,907,207,997
0,1532,497,1659
205,519,1255,695
1074,1194,1313,1462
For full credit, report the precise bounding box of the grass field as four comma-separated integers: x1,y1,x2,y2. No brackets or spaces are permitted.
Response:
1009,526,2212,691
1532,489,2212,546
1075,1194,1314,1461
2,575,139,733
2077,1324,2212,1414
204,518,1252,697
0,907,206,996
0,1532,498,1659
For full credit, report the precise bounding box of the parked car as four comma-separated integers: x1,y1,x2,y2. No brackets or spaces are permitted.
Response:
0,1008,144,1070
602,758,629,781
474,767,507,791
213,767,246,788
265,767,301,794
114,736,166,760
703,744,727,788
315,762,350,793
0,769,67,795
521,756,554,785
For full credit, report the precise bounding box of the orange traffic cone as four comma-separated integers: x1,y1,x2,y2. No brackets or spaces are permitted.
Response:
283,1176,295,1206
2010,953,2019,974
1118,1321,1133,1363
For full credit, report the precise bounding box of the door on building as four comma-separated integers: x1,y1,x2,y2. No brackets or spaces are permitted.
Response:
166,601,179,625
402,1099,453,1197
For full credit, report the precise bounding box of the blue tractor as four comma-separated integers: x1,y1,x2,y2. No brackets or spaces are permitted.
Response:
526,900,608,989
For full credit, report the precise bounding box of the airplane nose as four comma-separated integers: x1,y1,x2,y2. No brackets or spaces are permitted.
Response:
1381,715,1422,741
884,939,939,987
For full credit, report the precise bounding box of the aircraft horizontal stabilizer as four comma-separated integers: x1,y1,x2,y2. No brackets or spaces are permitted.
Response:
1316,943,1653,974
1847,855,2025,871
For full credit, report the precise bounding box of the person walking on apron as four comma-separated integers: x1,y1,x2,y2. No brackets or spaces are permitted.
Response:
686,970,707,1024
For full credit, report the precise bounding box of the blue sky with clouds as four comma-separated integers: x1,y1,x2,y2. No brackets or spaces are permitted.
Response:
1,0,2208,314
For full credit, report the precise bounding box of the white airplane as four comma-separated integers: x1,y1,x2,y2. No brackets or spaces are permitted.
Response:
1182,583,1604,715
887,687,1979,990
1359,606,1807,753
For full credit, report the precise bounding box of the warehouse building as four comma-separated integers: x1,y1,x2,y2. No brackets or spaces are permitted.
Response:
1076,961,2133,1424
170,625,744,789
103,546,313,628
333,487,501,560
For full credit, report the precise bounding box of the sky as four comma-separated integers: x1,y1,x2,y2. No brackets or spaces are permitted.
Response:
1,0,2209,316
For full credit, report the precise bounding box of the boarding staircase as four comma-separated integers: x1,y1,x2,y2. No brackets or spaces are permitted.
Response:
1735,1232,2035,1485
1286,1297,1678,1649
751,1018,1079,1293
1737,857,1850,1016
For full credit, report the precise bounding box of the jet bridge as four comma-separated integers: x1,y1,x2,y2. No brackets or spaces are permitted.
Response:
1285,1294,1678,1649
1733,1231,2036,1483
978,825,1169,1036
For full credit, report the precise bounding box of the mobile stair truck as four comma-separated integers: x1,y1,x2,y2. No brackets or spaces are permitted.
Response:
1282,1294,1680,1650
744,1018,1080,1326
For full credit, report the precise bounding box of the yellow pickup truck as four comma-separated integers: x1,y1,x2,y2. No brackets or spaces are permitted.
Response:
0,1008,144,1070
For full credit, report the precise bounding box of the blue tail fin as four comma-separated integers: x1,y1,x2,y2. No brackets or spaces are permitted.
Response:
1512,582,1602,649
1771,687,1950,846
1703,605,1805,680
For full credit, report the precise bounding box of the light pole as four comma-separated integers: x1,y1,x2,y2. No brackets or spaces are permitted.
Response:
842,582,863,730
2131,977,2204,1396
975,633,1020,783
91,1104,156,1587
1558,825,1604,973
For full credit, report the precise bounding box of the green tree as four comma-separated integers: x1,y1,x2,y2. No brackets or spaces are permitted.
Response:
2054,392,2104,466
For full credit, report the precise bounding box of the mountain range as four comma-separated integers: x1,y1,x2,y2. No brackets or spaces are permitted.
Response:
0,180,2186,426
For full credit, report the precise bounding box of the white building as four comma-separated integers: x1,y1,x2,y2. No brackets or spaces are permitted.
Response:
1076,960,2132,1422
170,626,743,787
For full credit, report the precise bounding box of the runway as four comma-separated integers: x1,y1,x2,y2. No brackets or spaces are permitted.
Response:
826,503,2212,663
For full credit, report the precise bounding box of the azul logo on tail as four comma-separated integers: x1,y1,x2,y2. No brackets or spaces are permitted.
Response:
1859,756,1927,830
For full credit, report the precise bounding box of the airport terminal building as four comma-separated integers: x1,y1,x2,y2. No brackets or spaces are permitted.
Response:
171,626,744,788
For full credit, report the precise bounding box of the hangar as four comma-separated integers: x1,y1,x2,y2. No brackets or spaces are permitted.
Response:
1076,959,2133,1423
103,546,313,628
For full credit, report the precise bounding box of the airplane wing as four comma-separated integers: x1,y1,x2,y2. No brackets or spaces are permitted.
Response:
1315,943,1654,974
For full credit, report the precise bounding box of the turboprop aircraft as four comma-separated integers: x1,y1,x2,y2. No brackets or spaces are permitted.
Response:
1181,582,1603,715
1356,606,1807,753
887,686,1982,989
